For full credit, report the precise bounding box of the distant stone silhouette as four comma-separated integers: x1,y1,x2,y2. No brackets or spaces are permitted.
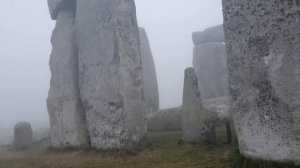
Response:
192,25,224,45
192,25,229,99
14,122,33,149
139,27,160,114
192,25,233,145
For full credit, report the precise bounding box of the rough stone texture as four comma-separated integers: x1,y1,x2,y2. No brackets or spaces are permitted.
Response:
47,0,90,147
13,122,33,149
47,0,76,20
193,42,229,99
147,107,182,132
182,68,209,143
192,25,224,45
139,27,159,113
76,0,146,149
223,0,300,162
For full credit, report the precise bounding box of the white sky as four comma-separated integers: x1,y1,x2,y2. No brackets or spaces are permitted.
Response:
0,0,223,129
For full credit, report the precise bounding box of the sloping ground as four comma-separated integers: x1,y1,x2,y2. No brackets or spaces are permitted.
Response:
0,130,298,168
0,147,232,168
0,130,233,168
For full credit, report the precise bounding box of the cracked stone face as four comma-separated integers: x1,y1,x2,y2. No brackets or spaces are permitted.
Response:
223,0,300,162
76,0,146,149
47,0,90,147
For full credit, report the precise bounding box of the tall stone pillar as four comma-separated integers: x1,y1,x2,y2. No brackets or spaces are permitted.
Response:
182,68,209,143
192,25,228,99
76,0,147,149
139,27,160,113
47,0,90,147
223,0,300,162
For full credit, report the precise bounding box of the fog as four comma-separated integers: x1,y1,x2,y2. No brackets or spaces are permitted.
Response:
0,0,222,140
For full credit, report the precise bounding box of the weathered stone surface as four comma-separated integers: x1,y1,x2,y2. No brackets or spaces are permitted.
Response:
182,68,209,143
139,27,159,113
47,0,76,20
76,0,146,149
147,107,182,132
192,25,224,45
13,122,33,149
223,0,300,162
47,1,90,147
193,42,229,99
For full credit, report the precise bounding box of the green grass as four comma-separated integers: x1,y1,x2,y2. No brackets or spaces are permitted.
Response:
146,131,183,147
0,128,298,168
0,130,233,168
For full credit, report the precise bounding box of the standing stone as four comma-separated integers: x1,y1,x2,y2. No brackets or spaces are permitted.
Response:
223,0,300,162
14,122,33,149
182,68,209,143
47,0,90,147
139,27,159,113
76,0,146,149
193,42,228,99
192,24,225,45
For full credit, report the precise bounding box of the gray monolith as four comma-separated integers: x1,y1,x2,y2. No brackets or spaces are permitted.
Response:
14,122,33,149
192,25,224,45
193,42,228,99
76,0,146,149
47,0,90,147
223,0,300,162
139,27,159,113
182,68,209,143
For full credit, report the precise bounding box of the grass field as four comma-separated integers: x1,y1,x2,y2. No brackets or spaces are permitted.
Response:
0,129,299,168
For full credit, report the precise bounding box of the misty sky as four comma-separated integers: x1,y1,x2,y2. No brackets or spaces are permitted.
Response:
0,0,223,129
